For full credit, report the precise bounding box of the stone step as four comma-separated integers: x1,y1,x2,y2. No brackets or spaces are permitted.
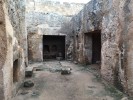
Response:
25,67,34,77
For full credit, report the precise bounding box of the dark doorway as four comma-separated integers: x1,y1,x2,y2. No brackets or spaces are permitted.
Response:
43,35,65,60
13,59,19,83
44,45,50,53
92,31,101,64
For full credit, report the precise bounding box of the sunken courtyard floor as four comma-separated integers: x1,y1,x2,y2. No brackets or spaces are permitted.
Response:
13,61,128,100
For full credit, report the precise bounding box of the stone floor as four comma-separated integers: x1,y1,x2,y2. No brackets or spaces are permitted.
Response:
13,61,128,100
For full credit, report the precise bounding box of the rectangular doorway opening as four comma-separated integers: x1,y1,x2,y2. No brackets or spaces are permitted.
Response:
13,59,19,83
92,30,101,64
43,35,65,60
84,30,101,64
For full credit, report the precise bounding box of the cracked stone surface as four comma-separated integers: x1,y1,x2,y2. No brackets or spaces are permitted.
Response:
13,61,127,100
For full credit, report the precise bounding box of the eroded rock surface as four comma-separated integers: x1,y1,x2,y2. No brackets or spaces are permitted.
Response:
60,0,133,97
0,0,27,100
26,0,85,62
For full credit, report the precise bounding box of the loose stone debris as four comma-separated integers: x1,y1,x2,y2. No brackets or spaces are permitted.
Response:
13,61,129,100
23,80,34,88
25,67,34,77
121,97,129,100
61,68,72,75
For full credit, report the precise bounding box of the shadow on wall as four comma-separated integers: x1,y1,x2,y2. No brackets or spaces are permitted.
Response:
84,30,101,64
13,59,20,83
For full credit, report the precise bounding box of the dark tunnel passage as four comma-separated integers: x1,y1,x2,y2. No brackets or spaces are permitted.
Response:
85,30,101,64
43,35,65,60
92,31,101,64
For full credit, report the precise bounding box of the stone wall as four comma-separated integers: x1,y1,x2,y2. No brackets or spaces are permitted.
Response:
63,0,103,62
26,0,85,62
26,0,84,33
28,33,43,62
0,0,27,100
62,0,133,97
0,1,7,99
26,0,84,16
101,0,133,96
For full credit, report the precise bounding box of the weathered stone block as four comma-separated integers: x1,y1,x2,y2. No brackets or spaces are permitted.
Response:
61,68,72,75
23,80,34,88
25,67,33,77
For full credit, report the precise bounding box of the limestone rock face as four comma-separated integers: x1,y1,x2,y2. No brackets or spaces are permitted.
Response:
26,12,70,34
0,1,7,99
26,0,84,33
101,0,133,96
26,0,85,62
26,0,84,16
63,0,104,63
61,0,133,97
0,0,27,100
